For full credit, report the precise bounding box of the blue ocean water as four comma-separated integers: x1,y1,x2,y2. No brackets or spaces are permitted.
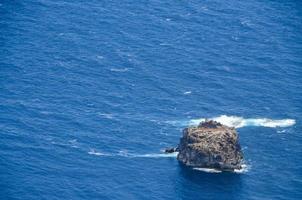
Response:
1,0,302,199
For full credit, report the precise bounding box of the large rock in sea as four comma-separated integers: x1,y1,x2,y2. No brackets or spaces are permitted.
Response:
177,120,243,171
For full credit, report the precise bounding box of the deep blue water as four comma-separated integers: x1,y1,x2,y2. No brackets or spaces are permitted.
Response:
1,0,302,199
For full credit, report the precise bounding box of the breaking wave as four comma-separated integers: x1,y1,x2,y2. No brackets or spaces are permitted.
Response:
168,115,295,128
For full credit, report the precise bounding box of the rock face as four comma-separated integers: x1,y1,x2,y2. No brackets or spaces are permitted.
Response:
177,120,243,171
164,147,179,153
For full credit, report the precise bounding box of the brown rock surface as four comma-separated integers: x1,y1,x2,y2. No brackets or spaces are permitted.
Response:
177,120,243,171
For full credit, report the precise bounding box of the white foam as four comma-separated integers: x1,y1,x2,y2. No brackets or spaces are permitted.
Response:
194,164,249,174
134,152,178,158
277,129,287,133
183,91,192,95
110,68,129,72
186,115,295,128
234,164,249,174
88,149,108,156
98,113,114,119
193,168,222,173
88,150,178,158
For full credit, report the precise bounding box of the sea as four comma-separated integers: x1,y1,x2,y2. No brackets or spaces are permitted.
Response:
1,0,302,199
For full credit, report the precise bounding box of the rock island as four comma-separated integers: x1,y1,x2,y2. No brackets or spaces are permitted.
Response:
167,120,243,171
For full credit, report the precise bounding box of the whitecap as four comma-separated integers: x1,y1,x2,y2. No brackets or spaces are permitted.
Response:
88,149,108,156
118,150,129,157
183,91,192,95
240,19,252,27
97,113,114,119
277,129,287,133
159,43,170,46
109,68,129,72
201,6,208,11
186,115,295,128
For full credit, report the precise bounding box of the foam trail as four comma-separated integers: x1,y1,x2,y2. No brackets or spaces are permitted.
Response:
185,115,295,128
132,152,178,158
88,150,178,158
88,149,110,156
